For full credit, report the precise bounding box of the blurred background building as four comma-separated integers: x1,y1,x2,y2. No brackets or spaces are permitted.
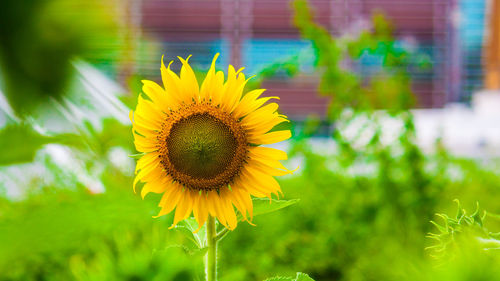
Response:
88,0,489,118
0,0,497,159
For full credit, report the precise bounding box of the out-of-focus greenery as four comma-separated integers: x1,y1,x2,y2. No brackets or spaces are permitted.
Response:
217,1,500,280
0,187,204,281
427,200,500,259
265,272,315,281
0,124,55,165
0,0,499,280
0,0,121,116
219,154,500,281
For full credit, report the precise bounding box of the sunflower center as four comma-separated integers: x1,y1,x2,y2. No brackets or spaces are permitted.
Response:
166,113,237,179
158,103,248,191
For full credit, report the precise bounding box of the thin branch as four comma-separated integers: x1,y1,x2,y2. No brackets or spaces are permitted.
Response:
215,228,230,241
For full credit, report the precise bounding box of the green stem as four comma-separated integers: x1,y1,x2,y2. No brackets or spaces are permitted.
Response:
215,228,230,241
206,216,217,281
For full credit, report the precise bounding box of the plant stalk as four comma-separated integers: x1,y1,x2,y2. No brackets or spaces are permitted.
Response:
206,215,217,281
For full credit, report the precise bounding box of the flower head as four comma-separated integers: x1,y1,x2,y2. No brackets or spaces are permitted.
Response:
131,54,292,230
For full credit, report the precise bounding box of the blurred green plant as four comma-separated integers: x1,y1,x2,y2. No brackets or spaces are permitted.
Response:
0,124,56,165
427,200,500,260
0,118,132,167
69,236,203,281
292,0,442,231
215,1,469,281
265,272,315,281
0,0,120,116
1,0,500,280
0,160,203,280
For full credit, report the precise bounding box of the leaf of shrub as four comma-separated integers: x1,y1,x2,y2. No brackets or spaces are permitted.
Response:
238,198,299,221
294,272,315,281
0,124,54,166
264,272,315,281
264,276,293,281
174,217,206,249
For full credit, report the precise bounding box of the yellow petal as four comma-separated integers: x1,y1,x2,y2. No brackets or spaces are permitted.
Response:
247,149,292,174
205,191,216,217
207,191,228,228
141,80,175,111
177,55,200,101
221,68,247,112
242,166,282,196
140,168,163,185
237,172,271,198
132,117,159,135
235,186,254,219
135,152,160,174
210,71,226,106
238,188,254,219
141,176,169,198
135,96,164,127
154,183,183,217
248,130,291,145
161,58,186,103
133,139,158,153
224,186,251,221
247,159,292,177
193,193,208,232
222,196,237,230
200,53,220,101
247,116,289,137
232,90,280,119
132,121,157,139
198,194,209,228
169,189,194,228
241,103,280,128
134,159,160,191
249,146,288,160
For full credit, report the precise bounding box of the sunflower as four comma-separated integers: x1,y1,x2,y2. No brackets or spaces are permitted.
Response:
131,54,292,230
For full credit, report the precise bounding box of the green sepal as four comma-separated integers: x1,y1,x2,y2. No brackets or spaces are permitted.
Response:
129,152,145,159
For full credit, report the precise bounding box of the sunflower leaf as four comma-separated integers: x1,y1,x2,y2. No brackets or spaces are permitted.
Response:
192,247,209,258
263,272,315,281
175,218,206,249
294,272,315,281
238,198,300,222
264,277,294,281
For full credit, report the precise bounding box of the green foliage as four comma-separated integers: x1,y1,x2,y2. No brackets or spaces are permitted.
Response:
246,56,301,90
1,0,499,280
0,117,133,167
213,1,499,281
79,118,135,155
292,0,430,118
0,0,120,116
0,124,54,165
175,218,208,250
218,155,500,281
290,0,440,234
0,178,202,280
174,199,299,256
265,272,315,281
427,200,500,259
300,115,322,137
238,198,300,222
70,241,202,281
